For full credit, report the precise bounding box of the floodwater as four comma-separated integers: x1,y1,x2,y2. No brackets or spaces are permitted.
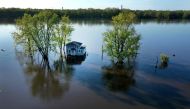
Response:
0,20,190,109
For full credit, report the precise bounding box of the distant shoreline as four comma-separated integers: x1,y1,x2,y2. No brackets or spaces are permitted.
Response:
1,8,190,21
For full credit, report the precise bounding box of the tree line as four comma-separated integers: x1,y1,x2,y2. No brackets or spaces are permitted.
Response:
1,8,190,21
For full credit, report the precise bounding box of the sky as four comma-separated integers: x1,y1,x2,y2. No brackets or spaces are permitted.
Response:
0,0,190,10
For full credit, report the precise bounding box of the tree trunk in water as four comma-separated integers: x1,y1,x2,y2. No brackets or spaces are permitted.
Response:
116,60,124,66
43,55,49,62
63,42,66,55
60,46,63,57
42,55,51,72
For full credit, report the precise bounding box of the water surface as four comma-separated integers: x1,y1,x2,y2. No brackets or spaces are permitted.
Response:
0,21,190,109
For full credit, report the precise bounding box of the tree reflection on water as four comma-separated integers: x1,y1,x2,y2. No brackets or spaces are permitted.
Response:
102,60,136,92
15,49,74,101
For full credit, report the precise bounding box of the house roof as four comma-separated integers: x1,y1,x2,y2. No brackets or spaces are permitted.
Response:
80,46,86,49
66,41,82,46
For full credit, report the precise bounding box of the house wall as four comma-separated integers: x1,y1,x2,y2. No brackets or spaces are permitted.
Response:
66,45,86,56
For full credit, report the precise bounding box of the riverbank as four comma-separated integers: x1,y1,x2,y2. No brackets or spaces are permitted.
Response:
1,8,190,21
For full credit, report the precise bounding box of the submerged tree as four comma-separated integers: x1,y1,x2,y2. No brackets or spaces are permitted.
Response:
14,11,59,60
14,11,74,59
52,16,73,56
13,14,36,57
13,11,75,100
159,53,169,69
103,12,140,65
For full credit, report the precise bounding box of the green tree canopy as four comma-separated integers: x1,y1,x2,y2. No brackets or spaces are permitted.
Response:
52,16,73,56
103,12,140,65
14,11,59,60
14,10,73,60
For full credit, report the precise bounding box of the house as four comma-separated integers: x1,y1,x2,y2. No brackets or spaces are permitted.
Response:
65,41,86,56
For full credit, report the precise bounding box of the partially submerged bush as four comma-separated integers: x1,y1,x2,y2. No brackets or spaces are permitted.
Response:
160,53,169,68
160,54,169,63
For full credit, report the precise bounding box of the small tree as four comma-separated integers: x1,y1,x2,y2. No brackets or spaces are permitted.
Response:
103,12,140,65
52,16,73,56
160,53,169,68
13,14,36,57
